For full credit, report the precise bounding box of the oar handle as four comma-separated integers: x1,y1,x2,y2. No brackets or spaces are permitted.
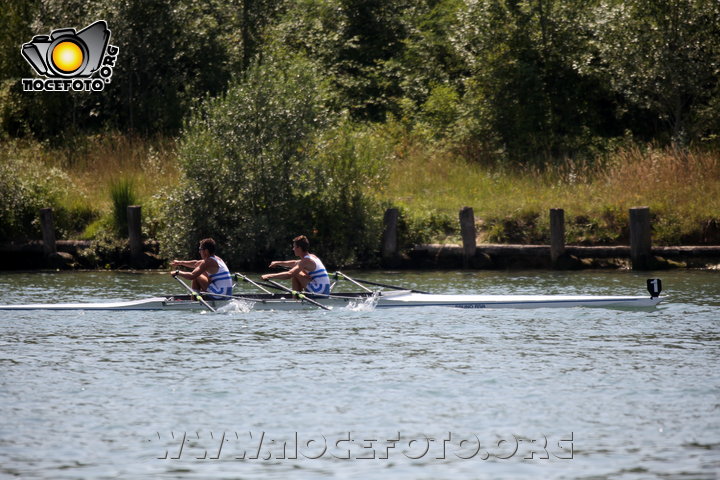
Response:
172,272,216,313
265,279,331,311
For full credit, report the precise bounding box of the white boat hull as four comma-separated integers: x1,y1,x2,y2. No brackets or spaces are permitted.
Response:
375,292,661,309
0,290,662,311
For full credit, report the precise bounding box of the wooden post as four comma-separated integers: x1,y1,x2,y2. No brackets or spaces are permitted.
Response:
629,206,651,270
550,208,565,266
39,207,57,256
127,205,143,268
459,206,476,267
382,208,399,262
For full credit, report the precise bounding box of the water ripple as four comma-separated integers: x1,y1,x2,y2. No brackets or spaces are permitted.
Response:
0,270,718,479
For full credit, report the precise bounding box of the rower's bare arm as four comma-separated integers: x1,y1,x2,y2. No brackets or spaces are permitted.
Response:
269,260,297,269
186,260,210,279
171,259,201,268
262,263,302,281
262,271,289,281
173,260,208,279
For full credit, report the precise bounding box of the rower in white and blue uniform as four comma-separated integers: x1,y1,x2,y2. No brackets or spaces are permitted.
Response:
262,235,331,296
170,238,233,299
206,255,233,298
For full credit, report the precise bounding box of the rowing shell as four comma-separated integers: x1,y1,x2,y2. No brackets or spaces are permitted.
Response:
0,290,663,311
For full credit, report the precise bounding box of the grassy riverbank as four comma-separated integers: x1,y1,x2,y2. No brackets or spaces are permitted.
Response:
1,134,179,241
27,133,179,216
384,140,720,245
2,133,719,249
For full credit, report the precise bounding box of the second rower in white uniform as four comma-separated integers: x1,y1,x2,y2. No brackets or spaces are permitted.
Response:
262,235,331,295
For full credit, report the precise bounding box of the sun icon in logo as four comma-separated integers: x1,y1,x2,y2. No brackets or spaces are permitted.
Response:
51,41,84,73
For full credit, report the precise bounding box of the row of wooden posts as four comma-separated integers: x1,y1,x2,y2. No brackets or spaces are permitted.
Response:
381,206,656,270
38,205,655,270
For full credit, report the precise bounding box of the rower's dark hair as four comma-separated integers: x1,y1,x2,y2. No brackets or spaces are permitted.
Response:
200,238,216,254
293,235,310,252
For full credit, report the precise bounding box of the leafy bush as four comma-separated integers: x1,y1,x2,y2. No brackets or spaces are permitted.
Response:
75,231,129,269
482,210,545,244
302,121,391,266
0,141,72,241
397,208,458,248
159,51,389,268
417,84,461,139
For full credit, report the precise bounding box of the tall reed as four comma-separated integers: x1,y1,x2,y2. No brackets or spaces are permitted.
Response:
110,177,138,236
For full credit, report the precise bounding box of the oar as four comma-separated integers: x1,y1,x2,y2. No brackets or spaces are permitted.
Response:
234,273,274,294
334,270,373,293
235,273,360,301
334,271,431,294
264,279,332,311
172,272,216,313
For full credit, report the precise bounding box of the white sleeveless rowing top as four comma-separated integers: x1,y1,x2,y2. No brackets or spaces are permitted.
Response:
207,256,233,299
304,254,331,295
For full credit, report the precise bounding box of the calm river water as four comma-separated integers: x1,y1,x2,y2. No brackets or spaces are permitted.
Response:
0,270,718,479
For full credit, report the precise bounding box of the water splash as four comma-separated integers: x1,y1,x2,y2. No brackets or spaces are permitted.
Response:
345,291,380,312
217,299,255,313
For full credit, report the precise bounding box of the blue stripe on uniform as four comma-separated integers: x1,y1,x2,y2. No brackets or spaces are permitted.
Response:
207,284,232,299
306,282,331,295
209,272,232,281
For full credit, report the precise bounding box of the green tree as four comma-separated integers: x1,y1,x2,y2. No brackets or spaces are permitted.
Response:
591,0,720,143
393,0,467,121
337,0,411,120
270,0,411,122
0,0,41,136
452,0,620,163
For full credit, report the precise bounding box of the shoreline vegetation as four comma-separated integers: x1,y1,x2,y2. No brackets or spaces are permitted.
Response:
1,132,718,270
2,0,719,269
